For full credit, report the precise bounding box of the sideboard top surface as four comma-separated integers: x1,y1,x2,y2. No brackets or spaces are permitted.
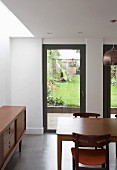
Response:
0,106,26,134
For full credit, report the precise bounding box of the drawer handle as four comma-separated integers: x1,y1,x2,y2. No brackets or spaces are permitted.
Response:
9,141,10,144
9,131,10,134
9,127,10,130
9,145,10,148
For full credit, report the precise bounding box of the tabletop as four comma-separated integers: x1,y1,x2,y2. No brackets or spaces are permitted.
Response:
56,117,117,140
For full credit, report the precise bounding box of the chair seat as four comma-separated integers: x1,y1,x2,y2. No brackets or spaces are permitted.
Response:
75,168,106,170
71,148,107,166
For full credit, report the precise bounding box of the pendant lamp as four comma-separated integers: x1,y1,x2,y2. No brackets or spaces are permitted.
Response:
103,46,117,65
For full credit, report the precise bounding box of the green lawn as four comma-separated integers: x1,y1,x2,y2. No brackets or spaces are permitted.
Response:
53,75,80,106
111,85,117,107
49,75,117,107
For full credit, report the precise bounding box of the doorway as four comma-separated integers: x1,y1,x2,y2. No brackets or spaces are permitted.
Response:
43,44,86,132
103,45,117,118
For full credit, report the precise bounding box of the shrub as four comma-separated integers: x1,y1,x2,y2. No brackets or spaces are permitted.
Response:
47,96,64,106
111,77,117,86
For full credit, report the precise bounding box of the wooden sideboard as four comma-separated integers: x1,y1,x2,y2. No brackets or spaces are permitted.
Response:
0,106,26,170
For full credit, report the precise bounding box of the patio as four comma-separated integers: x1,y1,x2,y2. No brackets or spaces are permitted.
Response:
47,107,117,130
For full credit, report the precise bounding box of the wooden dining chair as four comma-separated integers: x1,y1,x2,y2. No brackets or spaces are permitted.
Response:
73,113,100,149
71,133,111,170
73,112,100,118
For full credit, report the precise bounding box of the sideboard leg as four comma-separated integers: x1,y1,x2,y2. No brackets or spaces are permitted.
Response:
19,140,22,152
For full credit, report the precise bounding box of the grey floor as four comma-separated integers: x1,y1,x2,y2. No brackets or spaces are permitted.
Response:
5,134,117,170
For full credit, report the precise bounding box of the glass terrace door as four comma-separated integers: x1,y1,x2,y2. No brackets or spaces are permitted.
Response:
103,45,117,118
43,45,86,132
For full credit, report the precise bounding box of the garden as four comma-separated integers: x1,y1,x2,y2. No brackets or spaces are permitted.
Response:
47,75,80,107
111,66,117,107
47,50,117,107
47,49,80,107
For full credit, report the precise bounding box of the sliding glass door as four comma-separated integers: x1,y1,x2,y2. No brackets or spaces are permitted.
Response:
103,45,117,118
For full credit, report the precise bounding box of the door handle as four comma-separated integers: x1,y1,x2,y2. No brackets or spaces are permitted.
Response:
81,91,84,97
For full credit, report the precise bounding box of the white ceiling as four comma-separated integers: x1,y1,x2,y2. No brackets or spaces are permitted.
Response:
1,0,117,38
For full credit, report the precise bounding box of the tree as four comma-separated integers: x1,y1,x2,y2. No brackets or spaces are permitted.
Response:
47,49,61,81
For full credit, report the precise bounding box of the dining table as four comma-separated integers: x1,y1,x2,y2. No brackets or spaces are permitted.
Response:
56,117,117,170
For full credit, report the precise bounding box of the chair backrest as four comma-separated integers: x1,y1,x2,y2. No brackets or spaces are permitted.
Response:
72,133,111,170
72,133,110,148
73,112,100,118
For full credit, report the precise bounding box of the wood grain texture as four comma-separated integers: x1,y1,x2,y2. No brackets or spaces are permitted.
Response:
0,106,26,135
57,117,117,139
57,117,117,170
73,112,100,118
0,134,3,168
0,106,26,170
3,121,15,159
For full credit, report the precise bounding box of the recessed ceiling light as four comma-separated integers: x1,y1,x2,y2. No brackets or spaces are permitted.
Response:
77,32,83,34
47,32,52,34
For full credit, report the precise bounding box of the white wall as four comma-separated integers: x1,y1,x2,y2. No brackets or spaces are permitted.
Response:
0,0,33,109
0,4,12,106
0,35,11,106
9,37,117,134
10,38,43,134
86,38,103,116
43,38,85,44
10,37,104,134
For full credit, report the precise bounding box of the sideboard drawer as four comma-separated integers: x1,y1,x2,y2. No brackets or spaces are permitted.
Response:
0,106,26,170
4,134,15,159
3,122,15,159
0,134,3,168
4,122,15,141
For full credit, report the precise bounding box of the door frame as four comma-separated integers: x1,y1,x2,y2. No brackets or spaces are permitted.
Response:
43,44,86,132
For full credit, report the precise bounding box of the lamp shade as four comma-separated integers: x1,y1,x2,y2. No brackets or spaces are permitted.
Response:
103,47,117,65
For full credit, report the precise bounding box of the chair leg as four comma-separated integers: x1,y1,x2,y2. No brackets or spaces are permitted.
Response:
72,157,75,170
107,152,109,170
107,163,109,170
102,163,105,168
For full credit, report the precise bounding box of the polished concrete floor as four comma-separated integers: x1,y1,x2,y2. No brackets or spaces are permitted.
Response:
5,134,117,170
